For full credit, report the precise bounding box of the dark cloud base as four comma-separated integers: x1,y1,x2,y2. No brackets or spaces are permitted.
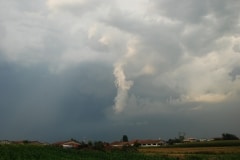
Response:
0,60,116,142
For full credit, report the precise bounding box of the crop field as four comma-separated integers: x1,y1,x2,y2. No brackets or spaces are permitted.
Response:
139,141,240,159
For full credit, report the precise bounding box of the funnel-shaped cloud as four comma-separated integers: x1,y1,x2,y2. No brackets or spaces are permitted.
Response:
113,62,133,113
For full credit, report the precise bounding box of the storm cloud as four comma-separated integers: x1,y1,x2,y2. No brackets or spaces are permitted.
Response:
0,0,240,142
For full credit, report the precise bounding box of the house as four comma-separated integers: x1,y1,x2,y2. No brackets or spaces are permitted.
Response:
110,139,166,148
132,139,166,147
183,138,198,143
53,140,81,149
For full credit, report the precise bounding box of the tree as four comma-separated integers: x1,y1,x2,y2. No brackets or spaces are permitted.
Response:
178,132,186,142
222,133,239,140
88,140,93,147
93,141,104,150
23,140,29,144
167,138,181,145
133,141,141,147
122,135,128,142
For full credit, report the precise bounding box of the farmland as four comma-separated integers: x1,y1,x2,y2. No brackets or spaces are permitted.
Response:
0,144,175,160
1,140,240,160
139,146,240,159
139,140,240,159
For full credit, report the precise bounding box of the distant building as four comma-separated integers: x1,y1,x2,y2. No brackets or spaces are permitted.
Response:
183,138,198,143
53,140,81,149
135,139,166,147
0,140,11,144
110,139,166,147
11,140,47,145
199,138,208,142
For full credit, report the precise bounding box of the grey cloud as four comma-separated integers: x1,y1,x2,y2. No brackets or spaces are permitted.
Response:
104,9,184,73
150,0,209,23
130,77,181,105
102,0,240,117
150,0,240,25
0,59,115,141
229,67,240,81
109,98,240,140
1,0,240,142
149,0,240,56
233,44,240,53
47,0,108,16
0,0,45,12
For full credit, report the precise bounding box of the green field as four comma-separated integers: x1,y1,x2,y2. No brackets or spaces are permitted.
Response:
0,144,174,160
1,143,240,160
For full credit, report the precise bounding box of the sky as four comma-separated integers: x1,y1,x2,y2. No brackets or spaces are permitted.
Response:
0,0,240,143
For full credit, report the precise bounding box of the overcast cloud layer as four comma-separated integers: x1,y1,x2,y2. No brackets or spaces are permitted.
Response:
0,0,240,142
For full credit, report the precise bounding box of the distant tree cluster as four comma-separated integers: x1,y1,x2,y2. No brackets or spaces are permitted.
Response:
167,133,185,145
167,138,182,145
222,133,239,140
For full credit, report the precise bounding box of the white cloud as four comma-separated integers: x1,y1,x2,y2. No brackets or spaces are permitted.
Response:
140,64,155,75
